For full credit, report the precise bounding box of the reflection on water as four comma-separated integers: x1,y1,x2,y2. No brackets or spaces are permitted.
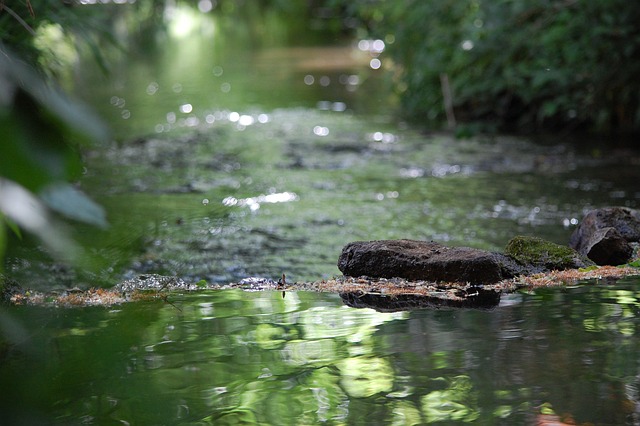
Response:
222,191,298,212
3,278,640,424
73,10,385,141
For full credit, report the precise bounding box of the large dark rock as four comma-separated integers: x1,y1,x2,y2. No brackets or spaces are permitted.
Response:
505,236,594,273
337,239,520,284
569,207,640,265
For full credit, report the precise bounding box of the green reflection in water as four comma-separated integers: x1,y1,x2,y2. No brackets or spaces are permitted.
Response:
72,9,383,141
339,356,394,398
3,278,640,424
421,375,479,422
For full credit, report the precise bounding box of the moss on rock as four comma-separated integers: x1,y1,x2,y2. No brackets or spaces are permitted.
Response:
505,236,595,272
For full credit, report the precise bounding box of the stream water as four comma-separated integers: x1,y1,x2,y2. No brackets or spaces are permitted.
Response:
2,6,640,424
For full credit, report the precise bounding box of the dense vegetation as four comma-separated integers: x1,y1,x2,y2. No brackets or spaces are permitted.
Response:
331,0,640,134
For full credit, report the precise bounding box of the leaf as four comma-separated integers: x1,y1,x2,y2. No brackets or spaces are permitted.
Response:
40,183,108,229
0,48,109,192
0,178,81,264
2,214,22,240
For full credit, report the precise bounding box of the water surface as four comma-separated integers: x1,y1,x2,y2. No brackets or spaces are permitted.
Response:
3,277,640,424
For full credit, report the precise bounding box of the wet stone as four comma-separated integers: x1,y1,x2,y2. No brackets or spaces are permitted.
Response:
337,239,518,284
569,207,640,265
574,227,632,266
504,236,594,273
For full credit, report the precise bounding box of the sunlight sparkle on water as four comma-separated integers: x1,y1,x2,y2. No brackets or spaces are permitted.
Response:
562,217,579,227
80,0,137,3
375,191,400,201
369,132,396,143
238,115,254,126
198,0,215,13
317,101,347,112
166,5,200,38
332,102,347,112
110,96,125,108
222,192,299,211
313,126,330,136
358,39,385,54
146,82,159,95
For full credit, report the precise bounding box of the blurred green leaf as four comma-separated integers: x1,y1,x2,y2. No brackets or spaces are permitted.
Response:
0,179,81,264
0,47,109,269
40,183,108,229
0,47,109,192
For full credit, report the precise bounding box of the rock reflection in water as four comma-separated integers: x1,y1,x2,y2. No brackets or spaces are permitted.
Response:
340,287,501,312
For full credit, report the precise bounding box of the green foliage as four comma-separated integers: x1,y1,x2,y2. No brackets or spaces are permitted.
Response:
0,48,109,269
0,2,120,272
335,0,640,134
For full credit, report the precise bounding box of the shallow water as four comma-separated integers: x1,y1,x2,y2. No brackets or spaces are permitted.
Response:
3,277,640,424
3,7,640,424
83,110,638,287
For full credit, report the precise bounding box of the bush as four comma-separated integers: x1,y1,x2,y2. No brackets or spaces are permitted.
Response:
341,0,640,134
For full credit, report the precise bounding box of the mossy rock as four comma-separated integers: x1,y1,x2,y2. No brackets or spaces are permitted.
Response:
505,236,595,273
